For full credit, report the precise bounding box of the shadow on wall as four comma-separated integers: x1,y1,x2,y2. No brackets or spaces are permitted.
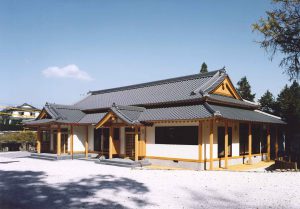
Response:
0,170,151,209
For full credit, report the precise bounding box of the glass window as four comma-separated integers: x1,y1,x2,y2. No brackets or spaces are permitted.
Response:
155,126,198,145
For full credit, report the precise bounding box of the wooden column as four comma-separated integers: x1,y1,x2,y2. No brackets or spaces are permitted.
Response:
37,127,41,154
109,127,113,159
85,126,89,158
57,125,61,156
209,120,214,170
267,126,271,161
198,121,203,162
70,125,74,160
224,121,229,169
248,123,252,164
135,126,139,161
275,126,278,160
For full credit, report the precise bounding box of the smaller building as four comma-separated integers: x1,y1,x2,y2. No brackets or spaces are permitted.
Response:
0,103,40,131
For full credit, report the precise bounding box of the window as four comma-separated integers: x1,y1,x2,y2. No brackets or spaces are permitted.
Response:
94,128,101,151
155,126,198,145
113,128,120,140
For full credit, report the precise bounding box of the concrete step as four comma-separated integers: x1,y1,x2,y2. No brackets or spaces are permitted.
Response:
28,155,57,161
96,158,151,168
30,153,91,161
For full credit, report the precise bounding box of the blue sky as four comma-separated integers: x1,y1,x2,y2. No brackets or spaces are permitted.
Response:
0,0,291,108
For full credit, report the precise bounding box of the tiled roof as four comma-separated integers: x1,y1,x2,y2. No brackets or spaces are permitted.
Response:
78,112,106,124
74,70,225,111
111,104,145,124
209,104,286,124
44,103,86,123
139,104,212,121
207,94,258,108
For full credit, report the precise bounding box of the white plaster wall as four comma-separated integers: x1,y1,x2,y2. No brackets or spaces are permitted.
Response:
68,126,85,152
147,144,198,159
88,125,94,151
146,122,199,160
232,121,240,157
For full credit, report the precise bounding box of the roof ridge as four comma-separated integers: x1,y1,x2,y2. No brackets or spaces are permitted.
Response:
47,103,81,110
90,69,222,95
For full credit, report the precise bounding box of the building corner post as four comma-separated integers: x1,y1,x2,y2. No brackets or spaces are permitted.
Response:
267,125,271,161
57,125,61,156
109,127,113,159
248,123,252,164
85,126,89,158
225,120,229,169
37,127,41,154
198,121,203,162
135,126,139,161
70,125,74,160
209,120,214,170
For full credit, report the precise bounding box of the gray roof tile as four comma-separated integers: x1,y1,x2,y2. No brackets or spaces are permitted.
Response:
74,70,224,110
209,104,286,124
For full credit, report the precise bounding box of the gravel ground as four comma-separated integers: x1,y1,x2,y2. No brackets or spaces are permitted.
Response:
0,152,299,209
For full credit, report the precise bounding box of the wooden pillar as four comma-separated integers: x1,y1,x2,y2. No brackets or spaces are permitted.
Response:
109,127,113,159
248,123,252,164
135,126,139,161
267,125,271,161
57,125,61,156
70,125,74,160
275,126,278,160
37,127,41,154
224,121,229,169
85,126,89,158
198,121,203,162
209,120,214,170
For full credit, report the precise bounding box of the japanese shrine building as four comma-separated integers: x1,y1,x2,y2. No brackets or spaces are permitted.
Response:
25,69,286,170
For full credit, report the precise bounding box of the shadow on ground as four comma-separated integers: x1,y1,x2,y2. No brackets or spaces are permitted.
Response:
0,170,151,209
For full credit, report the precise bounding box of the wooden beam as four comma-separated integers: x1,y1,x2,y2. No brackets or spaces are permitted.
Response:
198,121,203,162
225,120,229,169
109,127,113,159
70,125,74,160
209,120,214,170
267,125,271,161
275,126,278,160
135,126,139,161
95,112,113,129
37,127,41,154
85,126,88,158
57,125,61,156
248,123,252,164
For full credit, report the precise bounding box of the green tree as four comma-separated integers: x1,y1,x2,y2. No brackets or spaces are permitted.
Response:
258,90,275,114
252,0,300,80
200,62,208,73
236,76,256,102
275,81,300,158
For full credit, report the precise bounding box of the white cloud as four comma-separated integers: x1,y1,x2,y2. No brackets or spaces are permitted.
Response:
42,64,93,81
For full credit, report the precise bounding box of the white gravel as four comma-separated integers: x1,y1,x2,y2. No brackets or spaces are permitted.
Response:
0,152,299,209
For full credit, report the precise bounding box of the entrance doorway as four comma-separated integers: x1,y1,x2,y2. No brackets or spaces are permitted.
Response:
218,126,232,158
125,127,140,159
53,129,69,154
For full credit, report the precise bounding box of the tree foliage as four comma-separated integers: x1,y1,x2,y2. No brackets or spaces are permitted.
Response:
258,90,276,113
200,62,208,73
0,131,37,143
252,0,300,80
236,76,256,101
275,81,300,127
